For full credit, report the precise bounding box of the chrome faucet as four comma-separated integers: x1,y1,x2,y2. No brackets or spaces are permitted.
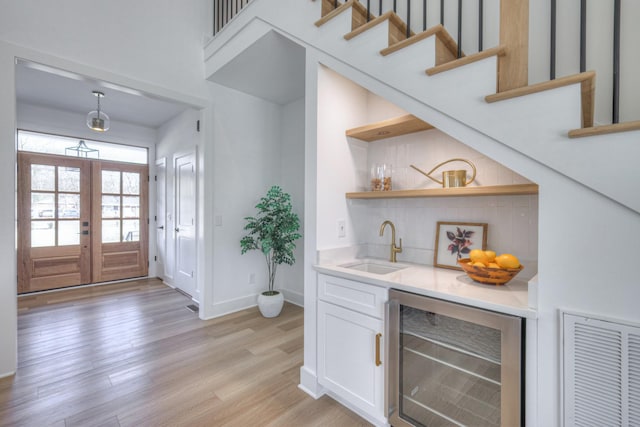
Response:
379,220,403,263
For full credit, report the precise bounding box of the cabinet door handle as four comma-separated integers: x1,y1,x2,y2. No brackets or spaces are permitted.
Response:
375,333,382,366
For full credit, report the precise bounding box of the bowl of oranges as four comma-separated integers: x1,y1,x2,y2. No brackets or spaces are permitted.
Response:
458,249,523,285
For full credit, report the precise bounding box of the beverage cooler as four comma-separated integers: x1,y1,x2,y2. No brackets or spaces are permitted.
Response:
387,289,524,427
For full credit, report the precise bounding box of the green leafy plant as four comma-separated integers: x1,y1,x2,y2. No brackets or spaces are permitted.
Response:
240,186,301,295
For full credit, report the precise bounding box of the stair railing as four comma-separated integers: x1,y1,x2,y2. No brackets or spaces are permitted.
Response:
320,0,636,126
550,0,623,124
213,0,252,35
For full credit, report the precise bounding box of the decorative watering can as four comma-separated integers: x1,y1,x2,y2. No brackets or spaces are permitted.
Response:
410,158,477,188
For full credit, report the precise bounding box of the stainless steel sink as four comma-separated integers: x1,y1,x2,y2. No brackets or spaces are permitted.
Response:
340,260,407,275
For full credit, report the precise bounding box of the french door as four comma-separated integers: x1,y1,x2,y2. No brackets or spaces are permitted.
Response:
18,152,148,293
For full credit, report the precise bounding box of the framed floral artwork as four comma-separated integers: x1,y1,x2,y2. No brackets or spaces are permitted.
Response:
434,222,488,270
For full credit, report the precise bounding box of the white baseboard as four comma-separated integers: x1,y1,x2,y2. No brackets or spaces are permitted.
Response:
201,294,258,320
298,366,325,399
0,371,15,380
281,288,304,307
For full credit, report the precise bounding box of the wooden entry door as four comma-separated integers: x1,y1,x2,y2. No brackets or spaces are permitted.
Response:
18,152,91,293
18,153,149,293
91,160,148,283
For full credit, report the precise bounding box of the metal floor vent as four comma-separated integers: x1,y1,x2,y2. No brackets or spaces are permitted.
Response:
186,304,198,313
563,311,640,426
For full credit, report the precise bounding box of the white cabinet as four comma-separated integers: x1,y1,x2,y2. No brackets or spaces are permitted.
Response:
317,274,387,424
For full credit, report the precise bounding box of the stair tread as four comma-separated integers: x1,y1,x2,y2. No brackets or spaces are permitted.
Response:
315,0,359,27
486,71,596,128
344,10,413,42
426,46,506,76
485,71,596,103
380,24,459,60
568,120,640,138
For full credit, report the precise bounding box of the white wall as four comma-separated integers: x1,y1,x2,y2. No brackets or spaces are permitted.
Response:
0,0,212,100
276,97,306,306
316,65,369,250
0,0,209,376
318,67,539,277
205,82,285,317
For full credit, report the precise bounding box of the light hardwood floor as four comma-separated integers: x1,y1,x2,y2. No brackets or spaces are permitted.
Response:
1,279,371,427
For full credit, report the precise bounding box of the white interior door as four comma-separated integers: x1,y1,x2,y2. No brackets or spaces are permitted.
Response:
174,151,197,297
155,158,167,279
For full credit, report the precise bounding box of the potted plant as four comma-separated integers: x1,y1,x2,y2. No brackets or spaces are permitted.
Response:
240,185,301,317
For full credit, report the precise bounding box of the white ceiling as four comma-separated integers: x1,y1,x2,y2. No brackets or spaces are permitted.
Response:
208,31,305,105
15,61,191,129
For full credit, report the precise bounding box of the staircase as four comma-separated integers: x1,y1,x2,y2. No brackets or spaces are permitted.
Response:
204,0,640,214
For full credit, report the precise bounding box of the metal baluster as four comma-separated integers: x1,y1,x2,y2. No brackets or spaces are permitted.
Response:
334,0,338,9
379,0,382,16
393,0,397,13
367,0,371,22
423,0,427,31
440,0,444,25
550,0,556,79
613,0,621,123
580,0,586,72
407,0,411,38
478,0,483,51
213,0,217,35
457,0,462,58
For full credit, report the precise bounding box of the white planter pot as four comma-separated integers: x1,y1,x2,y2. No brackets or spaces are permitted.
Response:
257,291,284,318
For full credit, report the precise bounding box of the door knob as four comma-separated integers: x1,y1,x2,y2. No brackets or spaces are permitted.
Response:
157,226,164,230
175,227,180,233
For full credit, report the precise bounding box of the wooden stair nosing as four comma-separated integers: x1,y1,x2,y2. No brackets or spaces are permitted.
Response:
426,46,506,76
380,23,456,58
485,71,596,103
344,10,393,40
314,0,356,27
568,120,640,138
485,71,596,128
343,10,412,42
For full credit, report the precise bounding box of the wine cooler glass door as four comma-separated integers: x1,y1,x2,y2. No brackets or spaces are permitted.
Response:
387,290,523,427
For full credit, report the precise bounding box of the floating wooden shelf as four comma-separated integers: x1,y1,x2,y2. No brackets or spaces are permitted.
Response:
346,114,434,142
346,184,539,199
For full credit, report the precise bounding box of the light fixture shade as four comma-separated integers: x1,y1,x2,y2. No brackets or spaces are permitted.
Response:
87,90,110,132
86,110,110,132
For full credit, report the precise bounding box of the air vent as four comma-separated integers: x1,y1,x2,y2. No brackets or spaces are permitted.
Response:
563,312,640,426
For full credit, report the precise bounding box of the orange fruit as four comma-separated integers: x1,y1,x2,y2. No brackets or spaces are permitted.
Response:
495,254,520,269
487,262,500,269
469,249,490,264
472,261,486,267
484,250,496,262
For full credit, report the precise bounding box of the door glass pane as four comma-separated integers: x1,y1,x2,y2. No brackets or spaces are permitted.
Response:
58,194,80,218
122,172,140,195
102,220,120,243
58,167,80,192
122,196,140,218
31,221,55,247
58,221,80,246
399,306,502,427
102,195,121,218
102,170,120,194
32,193,55,219
123,220,139,242
31,165,55,191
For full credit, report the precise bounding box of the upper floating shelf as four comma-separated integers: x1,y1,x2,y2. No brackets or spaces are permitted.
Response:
346,184,539,199
346,114,434,142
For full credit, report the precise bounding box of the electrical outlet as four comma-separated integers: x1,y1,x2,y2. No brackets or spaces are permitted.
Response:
337,219,346,238
248,273,255,284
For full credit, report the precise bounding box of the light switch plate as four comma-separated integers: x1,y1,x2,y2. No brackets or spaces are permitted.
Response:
337,219,346,238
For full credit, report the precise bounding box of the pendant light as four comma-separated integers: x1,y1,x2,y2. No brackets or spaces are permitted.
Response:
86,91,110,132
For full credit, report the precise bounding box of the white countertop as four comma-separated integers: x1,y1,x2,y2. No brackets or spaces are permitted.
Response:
314,258,536,319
